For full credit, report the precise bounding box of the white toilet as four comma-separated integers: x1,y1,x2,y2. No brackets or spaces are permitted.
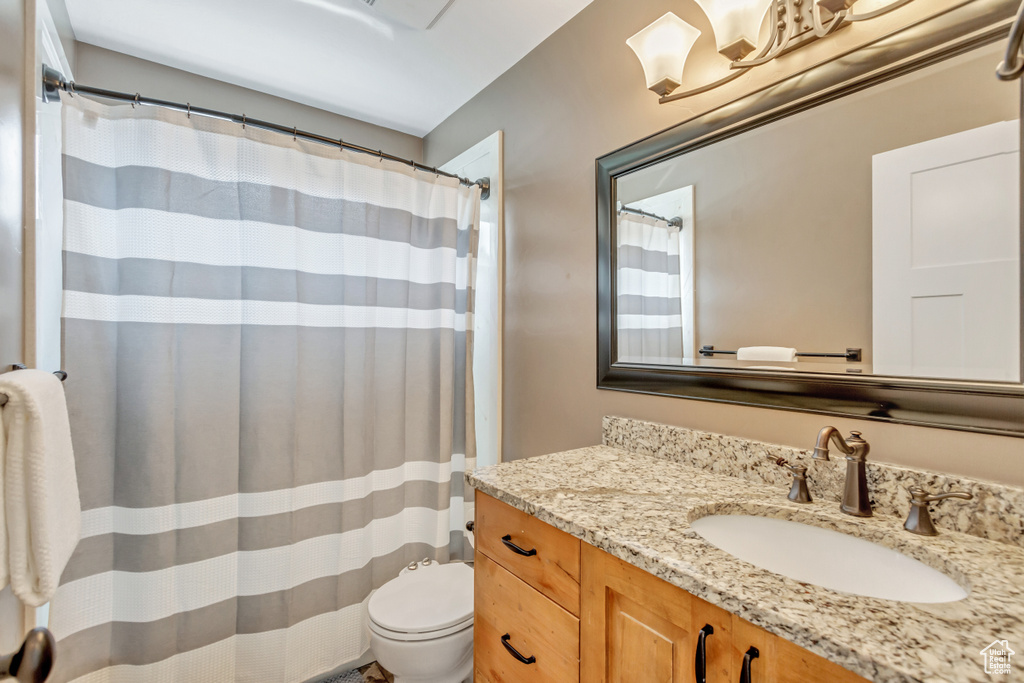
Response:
367,560,474,683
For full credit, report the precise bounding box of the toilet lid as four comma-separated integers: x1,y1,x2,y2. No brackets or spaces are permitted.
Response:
368,562,474,634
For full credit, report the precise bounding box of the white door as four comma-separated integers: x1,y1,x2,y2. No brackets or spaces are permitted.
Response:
441,131,503,467
873,121,1020,382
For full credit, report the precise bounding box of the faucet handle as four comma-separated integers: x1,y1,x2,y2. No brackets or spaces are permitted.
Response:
904,486,973,536
786,465,812,503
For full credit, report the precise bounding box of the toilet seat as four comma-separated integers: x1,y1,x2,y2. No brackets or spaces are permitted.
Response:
367,562,474,641
368,614,473,642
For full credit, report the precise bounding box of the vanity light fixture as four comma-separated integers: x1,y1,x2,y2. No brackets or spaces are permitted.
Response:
693,0,773,61
629,0,915,102
626,12,703,97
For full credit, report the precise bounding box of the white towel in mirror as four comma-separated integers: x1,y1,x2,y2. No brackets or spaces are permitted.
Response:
737,346,798,362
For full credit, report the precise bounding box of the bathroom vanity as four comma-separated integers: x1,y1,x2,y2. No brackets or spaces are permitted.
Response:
473,493,866,683
468,417,1024,683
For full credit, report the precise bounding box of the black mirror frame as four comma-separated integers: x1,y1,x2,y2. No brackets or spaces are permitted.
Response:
597,0,1024,438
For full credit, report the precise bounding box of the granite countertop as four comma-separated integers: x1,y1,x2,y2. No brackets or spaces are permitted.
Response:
467,446,1024,683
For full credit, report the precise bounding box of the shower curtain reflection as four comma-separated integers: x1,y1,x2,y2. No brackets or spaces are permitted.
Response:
616,210,690,364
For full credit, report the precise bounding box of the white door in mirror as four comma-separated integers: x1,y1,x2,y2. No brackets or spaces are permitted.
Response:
872,120,1020,382
690,514,968,603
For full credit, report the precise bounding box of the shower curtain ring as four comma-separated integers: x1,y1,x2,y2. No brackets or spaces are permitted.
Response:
186,103,191,119
293,126,297,141
132,92,140,109
338,138,344,151
378,150,384,162
67,81,75,98
242,114,246,129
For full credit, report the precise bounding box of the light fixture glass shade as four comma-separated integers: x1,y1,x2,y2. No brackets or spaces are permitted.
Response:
693,0,772,61
627,12,702,97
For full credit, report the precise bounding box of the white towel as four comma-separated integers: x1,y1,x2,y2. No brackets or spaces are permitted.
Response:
737,346,798,362
0,370,82,606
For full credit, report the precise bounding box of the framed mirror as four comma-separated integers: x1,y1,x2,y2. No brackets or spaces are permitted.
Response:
597,1,1024,436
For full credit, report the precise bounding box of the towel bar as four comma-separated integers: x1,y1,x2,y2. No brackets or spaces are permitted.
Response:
0,365,69,407
699,346,862,362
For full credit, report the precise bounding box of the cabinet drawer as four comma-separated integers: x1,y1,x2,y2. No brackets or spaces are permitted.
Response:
475,552,580,683
475,492,581,615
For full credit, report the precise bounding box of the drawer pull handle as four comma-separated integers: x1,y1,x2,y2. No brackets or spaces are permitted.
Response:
500,634,537,665
695,624,714,683
739,646,759,683
500,534,537,557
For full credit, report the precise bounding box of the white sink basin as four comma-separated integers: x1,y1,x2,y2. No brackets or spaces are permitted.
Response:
690,515,967,603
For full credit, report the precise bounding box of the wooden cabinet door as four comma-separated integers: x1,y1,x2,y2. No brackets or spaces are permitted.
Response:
580,544,869,683
732,617,870,683
581,543,736,683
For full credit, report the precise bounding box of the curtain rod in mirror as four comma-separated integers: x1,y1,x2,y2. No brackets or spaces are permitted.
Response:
618,204,684,228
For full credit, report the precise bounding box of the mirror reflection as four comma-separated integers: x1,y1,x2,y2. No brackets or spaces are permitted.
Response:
614,42,1021,382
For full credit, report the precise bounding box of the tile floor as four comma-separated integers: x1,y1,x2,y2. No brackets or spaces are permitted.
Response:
320,662,393,683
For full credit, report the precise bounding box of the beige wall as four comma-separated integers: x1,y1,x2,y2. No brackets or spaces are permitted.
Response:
43,0,75,70
1,0,30,376
74,43,422,162
423,0,1024,487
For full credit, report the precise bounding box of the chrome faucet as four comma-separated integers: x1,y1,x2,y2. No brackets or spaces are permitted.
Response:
812,427,872,517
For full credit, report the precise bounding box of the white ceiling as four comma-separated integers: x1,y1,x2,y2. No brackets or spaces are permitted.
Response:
65,0,595,137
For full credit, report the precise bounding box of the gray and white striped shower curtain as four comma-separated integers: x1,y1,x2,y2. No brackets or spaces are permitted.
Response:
616,212,685,362
49,95,479,682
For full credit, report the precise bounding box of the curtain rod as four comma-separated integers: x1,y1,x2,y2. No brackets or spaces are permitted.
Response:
41,65,490,200
618,204,682,228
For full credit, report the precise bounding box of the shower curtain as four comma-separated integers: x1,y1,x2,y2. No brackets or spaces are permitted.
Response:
616,212,685,362
49,94,479,682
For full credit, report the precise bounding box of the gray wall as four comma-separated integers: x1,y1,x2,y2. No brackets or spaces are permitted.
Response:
424,0,1024,486
75,43,422,162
